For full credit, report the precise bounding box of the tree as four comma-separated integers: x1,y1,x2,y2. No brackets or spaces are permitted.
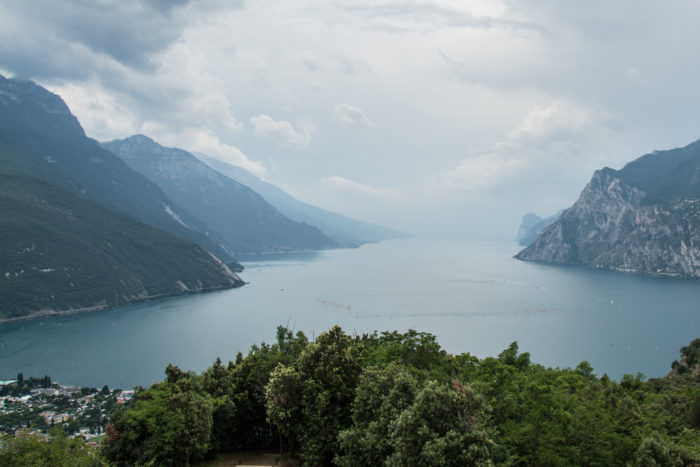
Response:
266,325,363,465
0,429,106,466
336,364,419,466
387,380,494,466
635,435,700,467
103,377,213,467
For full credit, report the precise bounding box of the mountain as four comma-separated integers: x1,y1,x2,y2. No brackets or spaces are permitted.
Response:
0,172,243,320
0,75,237,264
0,75,244,318
516,139,700,278
516,211,561,246
195,153,406,246
101,135,338,254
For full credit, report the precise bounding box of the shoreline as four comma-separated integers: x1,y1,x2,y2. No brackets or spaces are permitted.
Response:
0,282,244,325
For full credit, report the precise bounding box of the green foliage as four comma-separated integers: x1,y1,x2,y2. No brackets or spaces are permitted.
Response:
679,338,700,373
101,329,700,467
0,430,106,466
386,380,494,466
336,364,419,466
103,371,213,467
635,435,700,466
363,329,450,376
266,326,363,466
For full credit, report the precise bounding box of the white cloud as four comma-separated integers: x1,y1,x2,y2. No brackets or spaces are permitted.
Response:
441,153,526,191
507,100,604,142
6,0,700,236
333,103,373,129
625,66,643,82
186,131,266,175
320,175,398,199
440,99,617,196
250,114,316,149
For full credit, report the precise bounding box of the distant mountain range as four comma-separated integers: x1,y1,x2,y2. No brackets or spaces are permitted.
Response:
0,76,236,264
515,212,561,247
102,135,337,254
516,139,700,278
0,75,243,319
194,153,406,247
0,74,402,319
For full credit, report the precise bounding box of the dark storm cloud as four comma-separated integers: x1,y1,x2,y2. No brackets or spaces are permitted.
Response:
147,0,191,14
0,0,242,80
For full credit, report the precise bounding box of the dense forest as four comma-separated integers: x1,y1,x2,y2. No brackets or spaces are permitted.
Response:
2,327,700,466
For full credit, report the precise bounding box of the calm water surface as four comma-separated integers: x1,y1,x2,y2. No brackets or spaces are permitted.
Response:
1,238,699,388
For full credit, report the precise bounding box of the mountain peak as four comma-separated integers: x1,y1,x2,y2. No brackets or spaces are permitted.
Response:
0,74,85,137
516,138,700,278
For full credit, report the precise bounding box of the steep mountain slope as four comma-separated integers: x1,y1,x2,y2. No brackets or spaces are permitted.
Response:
0,172,243,320
101,135,337,254
0,75,236,263
195,153,406,246
516,139,700,277
0,75,245,319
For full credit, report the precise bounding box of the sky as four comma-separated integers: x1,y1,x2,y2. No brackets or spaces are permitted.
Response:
2,0,700,240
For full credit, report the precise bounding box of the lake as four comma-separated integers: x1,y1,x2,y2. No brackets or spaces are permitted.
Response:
1,238,699,388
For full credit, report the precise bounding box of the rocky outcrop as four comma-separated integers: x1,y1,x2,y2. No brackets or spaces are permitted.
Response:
516,167,700,278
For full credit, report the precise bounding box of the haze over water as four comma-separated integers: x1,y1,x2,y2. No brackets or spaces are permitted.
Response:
1,238,698,388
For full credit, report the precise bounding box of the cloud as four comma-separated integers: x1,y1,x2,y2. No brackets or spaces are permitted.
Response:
441,154,526,192
0,0,248,79
625,66,643,83
250,114,316,149
335,56,375,76
320,175,398,199
336,1,540,34
0,1,184,78
439,99,617,196
186,131,266,175
333,103,373,129
507,100,605,142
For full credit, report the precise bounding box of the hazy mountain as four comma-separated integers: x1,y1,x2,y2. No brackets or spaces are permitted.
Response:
516,139,700,278
195,153,406,246
0,75,245,318
101,135,337,254
0,172,243,320
0,74,237,264
516,211,561,246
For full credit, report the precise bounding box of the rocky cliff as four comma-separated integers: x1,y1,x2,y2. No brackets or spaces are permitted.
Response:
516,140,700,278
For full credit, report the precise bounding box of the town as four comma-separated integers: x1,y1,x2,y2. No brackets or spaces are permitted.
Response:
0,374,133,442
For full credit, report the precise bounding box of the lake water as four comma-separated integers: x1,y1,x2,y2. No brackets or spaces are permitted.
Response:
1,238,699,388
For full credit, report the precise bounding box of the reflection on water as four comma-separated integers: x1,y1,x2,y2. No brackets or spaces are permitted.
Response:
1,238,699,387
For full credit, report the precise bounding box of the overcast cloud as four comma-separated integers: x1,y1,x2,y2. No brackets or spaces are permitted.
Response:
2,0,700,239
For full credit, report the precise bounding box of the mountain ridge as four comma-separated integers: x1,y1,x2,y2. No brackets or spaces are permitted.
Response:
101,135,338,255
0,75,238,264
194,152,407,246
0,75,244,319
516,139,700,278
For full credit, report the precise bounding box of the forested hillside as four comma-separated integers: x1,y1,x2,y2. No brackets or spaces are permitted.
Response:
92,328,700,466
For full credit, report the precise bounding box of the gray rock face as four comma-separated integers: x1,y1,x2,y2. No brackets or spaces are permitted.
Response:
516,167,700,277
